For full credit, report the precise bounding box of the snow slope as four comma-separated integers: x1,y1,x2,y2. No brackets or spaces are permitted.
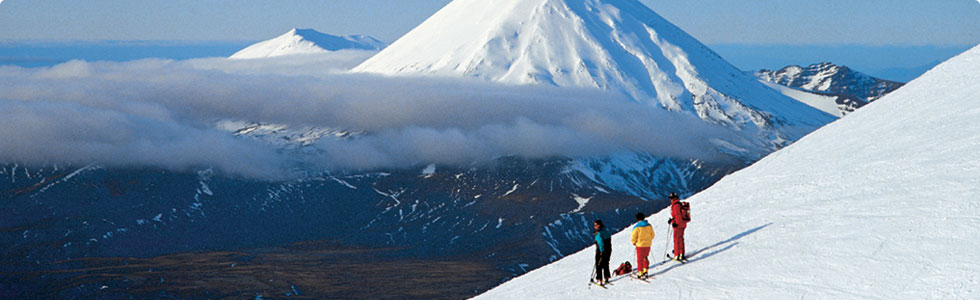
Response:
353,0,834,146
760,79,843,117
477,44,980,299
230,28,385,59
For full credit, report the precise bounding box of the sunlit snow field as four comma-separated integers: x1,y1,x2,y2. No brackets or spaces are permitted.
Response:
477,44,980,299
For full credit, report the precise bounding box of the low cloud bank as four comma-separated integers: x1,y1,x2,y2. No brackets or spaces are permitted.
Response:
0,100,284,178
0,55,747,179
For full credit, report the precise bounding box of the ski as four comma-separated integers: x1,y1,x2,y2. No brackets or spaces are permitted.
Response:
666,254,687,263
589,281,608,289
629,274,651,283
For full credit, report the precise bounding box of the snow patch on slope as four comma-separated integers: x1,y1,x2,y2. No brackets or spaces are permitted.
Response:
421,164,436,178
569,194,591,213
759,79,843,117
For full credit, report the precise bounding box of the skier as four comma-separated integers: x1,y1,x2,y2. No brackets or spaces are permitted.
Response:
630,212,654,279
668,193,689,262
593,219,612,286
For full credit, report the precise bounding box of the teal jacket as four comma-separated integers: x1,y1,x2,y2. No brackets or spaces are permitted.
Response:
595,228,612,253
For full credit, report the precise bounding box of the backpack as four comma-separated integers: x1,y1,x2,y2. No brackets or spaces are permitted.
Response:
614,261,632,276
679,201,691,222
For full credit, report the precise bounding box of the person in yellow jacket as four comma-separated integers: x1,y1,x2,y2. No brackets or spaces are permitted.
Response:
630,212,655,279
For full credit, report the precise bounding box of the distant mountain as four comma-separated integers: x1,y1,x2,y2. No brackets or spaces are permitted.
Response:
353,0,834,149
229,28,386,59
756,62,904,115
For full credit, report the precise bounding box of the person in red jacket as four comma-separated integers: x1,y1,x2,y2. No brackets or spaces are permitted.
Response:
668,193,689,262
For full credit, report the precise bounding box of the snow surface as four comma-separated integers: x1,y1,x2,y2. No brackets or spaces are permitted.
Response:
759,79,843,117
476,44,980,299
230,28,385,59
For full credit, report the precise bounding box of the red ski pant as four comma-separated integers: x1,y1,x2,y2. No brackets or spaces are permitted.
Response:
635,246,650,272
672,226,686,257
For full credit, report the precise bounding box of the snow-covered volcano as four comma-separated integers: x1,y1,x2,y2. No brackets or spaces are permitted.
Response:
477,44,980,299
353,0,834,146
230,28,386,59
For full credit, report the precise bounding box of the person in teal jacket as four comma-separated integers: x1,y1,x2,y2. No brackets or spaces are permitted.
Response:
593,219,612,285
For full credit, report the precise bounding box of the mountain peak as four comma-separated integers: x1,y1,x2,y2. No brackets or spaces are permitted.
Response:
756,62,904,103
289,28,317,36
353,0,834,146
229,28,386,59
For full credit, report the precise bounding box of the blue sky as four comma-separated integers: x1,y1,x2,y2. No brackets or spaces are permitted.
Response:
1,0,978,81
1,0,978,46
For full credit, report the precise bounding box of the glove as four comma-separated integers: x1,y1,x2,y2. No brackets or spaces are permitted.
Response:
667,218,673,225
672,223,677,228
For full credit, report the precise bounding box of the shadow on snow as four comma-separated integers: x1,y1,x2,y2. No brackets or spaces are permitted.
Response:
648,222,773,277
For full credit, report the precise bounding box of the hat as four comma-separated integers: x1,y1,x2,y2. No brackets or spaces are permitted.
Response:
668,193,679,199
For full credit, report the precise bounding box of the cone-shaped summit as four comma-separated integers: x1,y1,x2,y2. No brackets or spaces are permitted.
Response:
353,0,835,145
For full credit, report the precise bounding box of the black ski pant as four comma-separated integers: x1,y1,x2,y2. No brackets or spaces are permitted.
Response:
594,249,611,282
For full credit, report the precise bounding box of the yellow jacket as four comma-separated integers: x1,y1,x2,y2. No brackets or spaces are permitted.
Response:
630,220,654,247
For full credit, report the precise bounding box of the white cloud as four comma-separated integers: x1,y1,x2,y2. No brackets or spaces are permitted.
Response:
0,100,285,178
0,56,749,178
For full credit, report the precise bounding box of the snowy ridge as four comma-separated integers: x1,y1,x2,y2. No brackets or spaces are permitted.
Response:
756,62,903,102
477,44,980,299
230,28,386,59
353,0,835,147
565,153,719,201
34,163,99,195
756,62,904,115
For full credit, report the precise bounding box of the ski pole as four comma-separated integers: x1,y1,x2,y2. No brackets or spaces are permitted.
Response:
590,251,597,284
591,262,596,281
663,224,673,262
589,259,598,289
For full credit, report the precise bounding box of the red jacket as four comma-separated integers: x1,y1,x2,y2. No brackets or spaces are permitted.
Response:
670,198,688,228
